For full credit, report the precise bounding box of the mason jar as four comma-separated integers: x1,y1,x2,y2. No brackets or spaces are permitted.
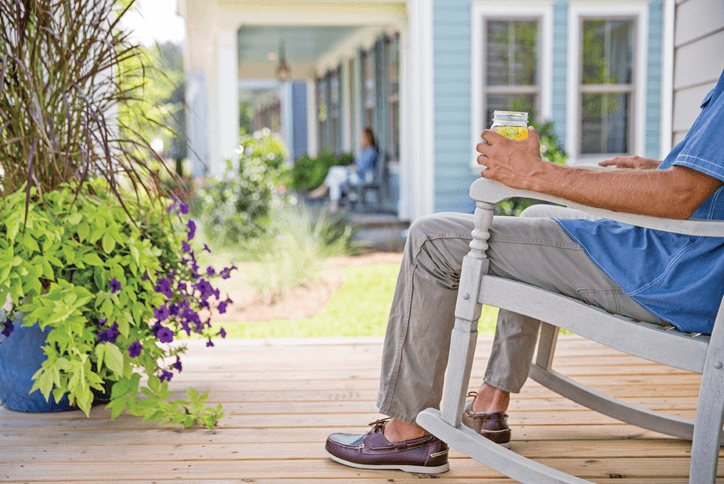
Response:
490,111,529,140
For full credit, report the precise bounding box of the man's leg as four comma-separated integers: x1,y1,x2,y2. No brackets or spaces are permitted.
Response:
377,207,662,436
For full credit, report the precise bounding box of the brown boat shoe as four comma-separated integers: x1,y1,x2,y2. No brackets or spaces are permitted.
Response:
461,392,511,447
325,418,450,474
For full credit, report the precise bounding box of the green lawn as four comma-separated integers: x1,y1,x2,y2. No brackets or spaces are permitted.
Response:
201,263,500,339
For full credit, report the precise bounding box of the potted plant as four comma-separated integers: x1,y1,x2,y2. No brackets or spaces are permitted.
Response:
0,0,231,427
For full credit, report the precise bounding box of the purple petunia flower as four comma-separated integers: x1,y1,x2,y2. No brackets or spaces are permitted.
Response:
182,240,192,253
97,318,108,328
109,278,121,294
203,244,211,253
157,327,174,344
1,319,14,338
98,322,119,344
154,305,170,322
177,282,187,292
154,278,172,298
187,220,196,241
159,370,173,382
219,327,226,339
206,266,215,277
128,341,143,358
179,200,189,215
217,301,227,314
206,340,214,347
168,303,179,317
174,357,183,372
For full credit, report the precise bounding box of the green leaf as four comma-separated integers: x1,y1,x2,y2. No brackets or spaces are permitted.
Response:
67,213,82,225
108,397,127,419
102,233,115,254
82,253,104,266
104,343,124,376
77,221,90,241
95,344,106,370
147,375,160,393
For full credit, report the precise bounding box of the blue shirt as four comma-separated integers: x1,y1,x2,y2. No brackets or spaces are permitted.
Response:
555,69,724,334
356,147,378,178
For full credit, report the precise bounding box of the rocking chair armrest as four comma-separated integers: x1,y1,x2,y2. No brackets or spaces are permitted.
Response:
469,178,724,238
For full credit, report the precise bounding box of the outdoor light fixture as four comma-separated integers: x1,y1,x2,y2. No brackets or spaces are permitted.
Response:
275,40,291,83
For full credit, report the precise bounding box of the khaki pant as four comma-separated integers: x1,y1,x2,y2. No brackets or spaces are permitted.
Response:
376,205,662,424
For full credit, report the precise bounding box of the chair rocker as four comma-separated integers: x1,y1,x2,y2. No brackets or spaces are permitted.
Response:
416,177,724,484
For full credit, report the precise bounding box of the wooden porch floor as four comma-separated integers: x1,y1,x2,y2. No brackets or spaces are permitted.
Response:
0,335,721,483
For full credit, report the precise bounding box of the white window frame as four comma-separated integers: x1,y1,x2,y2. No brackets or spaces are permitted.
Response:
567,2,649,165
471,1,553,171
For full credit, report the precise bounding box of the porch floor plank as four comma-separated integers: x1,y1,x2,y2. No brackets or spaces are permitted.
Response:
0,335,721,483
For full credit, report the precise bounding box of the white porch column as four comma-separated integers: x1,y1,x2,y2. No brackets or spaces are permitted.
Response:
306,79,318,157
406,0,435,220
280,82,294,159
215,29,239,175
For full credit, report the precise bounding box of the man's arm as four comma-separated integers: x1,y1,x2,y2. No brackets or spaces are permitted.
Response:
598,156,661,170
476,128,723,220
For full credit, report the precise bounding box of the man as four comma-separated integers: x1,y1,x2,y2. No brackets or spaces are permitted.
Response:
324,69,724,474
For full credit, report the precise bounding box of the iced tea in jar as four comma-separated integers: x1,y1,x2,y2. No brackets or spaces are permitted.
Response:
490,111,529,140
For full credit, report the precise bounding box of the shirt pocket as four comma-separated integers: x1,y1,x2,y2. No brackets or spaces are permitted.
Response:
701,89,714,108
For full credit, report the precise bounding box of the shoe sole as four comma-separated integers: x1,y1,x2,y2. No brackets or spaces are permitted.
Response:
324,449,450,474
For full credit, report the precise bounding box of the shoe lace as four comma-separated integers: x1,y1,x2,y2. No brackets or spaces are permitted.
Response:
368,417,391,431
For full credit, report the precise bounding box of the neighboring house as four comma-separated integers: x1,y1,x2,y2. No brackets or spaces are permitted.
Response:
179,0,720,221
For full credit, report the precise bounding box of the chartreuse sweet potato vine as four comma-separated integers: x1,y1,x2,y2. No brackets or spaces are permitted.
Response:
0,182,232,428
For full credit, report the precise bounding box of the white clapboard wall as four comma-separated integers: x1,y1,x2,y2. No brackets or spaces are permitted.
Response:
672,0,724,146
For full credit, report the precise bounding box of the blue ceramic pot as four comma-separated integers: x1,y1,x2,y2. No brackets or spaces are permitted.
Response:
0,313,75,412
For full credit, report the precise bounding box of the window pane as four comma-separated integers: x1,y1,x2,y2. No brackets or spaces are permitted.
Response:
486,20,538,86
582,20,633,85
581,93,630,154
388,35,400,97
364,49,376,116
485,94,536,129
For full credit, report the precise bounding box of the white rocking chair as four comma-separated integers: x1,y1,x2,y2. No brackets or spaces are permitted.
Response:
417,177,724,483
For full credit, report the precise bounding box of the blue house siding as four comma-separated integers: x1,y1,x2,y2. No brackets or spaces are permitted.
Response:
646,0,664,159
430,0,664,214
552,0,568,148
433,0,477,214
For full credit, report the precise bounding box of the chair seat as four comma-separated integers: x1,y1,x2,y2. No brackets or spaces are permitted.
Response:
478,275,710,374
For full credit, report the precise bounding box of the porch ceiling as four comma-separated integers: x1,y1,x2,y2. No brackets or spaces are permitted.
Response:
237,26,362,65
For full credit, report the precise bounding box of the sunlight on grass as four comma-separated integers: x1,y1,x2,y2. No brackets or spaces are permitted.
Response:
198,263,500,339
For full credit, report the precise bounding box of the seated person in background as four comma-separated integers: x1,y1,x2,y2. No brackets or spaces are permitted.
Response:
309,128,378,213
323,69,724,474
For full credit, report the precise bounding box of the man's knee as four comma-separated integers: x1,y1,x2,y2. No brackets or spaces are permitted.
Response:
519,204,550,218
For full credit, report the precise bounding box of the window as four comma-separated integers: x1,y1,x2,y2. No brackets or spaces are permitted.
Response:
579,19,634,155
471,3,552,169
348,57,357,151
330,67,341,154
362,47,376,130
316,77,328,150
387,33,400,162
484,19,539,128
567,3,648,162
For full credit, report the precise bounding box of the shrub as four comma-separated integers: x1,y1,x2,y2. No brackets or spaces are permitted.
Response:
290,151,353,191
240,203,354,303
198,129,291,243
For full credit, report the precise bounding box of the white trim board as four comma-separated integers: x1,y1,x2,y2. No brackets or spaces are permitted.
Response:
470,2,554,171
566,2,650,164
660,0,675,157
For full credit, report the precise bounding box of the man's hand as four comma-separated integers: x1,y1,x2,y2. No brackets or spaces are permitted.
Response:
476,127,549,191
598,156,660,170
473,128,722,219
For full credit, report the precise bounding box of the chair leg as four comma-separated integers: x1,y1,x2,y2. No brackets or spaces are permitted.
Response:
536,322,559,370
689,363,724,483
